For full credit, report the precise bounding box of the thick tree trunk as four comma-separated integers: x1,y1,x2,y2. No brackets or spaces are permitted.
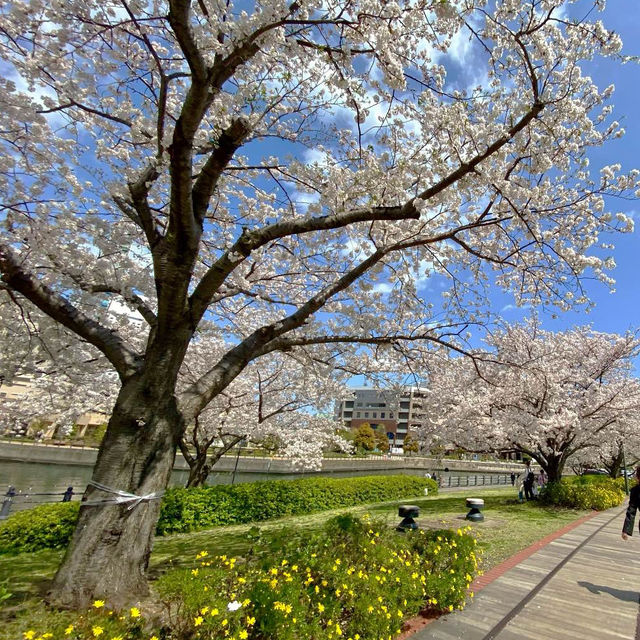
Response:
544,454,565,483
50,378,184,609
604,447,624,479
185,457,211,487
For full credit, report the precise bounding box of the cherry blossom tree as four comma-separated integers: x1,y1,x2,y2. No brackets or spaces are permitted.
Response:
0,304,347,483
0,0,638,607
422,323,640,482
178,347,348,486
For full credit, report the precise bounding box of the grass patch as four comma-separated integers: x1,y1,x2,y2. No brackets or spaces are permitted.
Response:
0,486,589,634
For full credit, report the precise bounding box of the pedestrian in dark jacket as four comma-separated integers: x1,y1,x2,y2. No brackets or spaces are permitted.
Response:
622,467,640,540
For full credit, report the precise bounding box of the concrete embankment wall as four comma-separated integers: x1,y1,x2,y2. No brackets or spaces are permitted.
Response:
0,440,521,475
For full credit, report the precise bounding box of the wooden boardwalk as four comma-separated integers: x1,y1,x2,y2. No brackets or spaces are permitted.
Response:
409,508,640,640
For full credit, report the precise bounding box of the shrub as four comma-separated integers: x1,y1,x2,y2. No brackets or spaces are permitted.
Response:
539,479,625,511
16,514,478,640
155,513,478,640
0,475,436,553
157,474,437,535
0,502,80,555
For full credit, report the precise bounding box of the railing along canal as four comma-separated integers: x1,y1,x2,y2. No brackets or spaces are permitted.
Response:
0,485,76,520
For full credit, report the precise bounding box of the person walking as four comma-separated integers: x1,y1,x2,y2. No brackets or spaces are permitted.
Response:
621,467,640,541
510,472,516,486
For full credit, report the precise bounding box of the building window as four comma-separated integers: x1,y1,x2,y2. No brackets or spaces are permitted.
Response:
381,412,385,418
364,412,369,418
372,412,377,418
355,412,361,418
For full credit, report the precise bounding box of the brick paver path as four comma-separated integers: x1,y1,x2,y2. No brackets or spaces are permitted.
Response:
406,508,640,640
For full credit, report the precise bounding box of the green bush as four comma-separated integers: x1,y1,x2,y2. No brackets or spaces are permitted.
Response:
539,479,625,511
157,474,436,535
16,514,477,640
155,513,478,640
0,502,80,555
0,475,436,554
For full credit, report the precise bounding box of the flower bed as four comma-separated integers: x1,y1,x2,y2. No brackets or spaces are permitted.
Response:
539,477,625,511
18,514,478,640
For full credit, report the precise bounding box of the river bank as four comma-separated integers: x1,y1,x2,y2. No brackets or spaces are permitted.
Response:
0,439,521,474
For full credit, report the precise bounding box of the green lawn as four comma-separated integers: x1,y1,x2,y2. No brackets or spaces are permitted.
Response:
0,486,588,626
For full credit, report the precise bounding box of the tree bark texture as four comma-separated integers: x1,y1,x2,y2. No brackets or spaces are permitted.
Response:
185,457,211,487
50,377,184,609
543,454,565,483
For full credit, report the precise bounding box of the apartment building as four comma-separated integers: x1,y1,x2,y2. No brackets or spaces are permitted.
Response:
334,386,428,445
0,375,107,440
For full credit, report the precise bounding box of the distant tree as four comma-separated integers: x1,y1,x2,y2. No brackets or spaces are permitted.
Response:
353,423,376,451
373,429,390,453
422,323,640,482
403,433,420,456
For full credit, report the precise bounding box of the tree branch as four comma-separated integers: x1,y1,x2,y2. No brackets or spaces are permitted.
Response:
0,244,141,380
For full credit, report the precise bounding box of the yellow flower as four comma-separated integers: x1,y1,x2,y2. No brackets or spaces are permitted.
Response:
246,616,256,626
318,603,325,612
93,600,106,609
222,619,228,627
23,633,36,640
92,627,104,637
211,608,219,616
130,607,141,618
150,636,159,640
191,569,199,576
239,632,248,640
64,626,74,636
111,636,123,640
194,616,204,627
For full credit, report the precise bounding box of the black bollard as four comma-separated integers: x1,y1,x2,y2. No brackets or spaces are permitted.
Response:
397,504,420,532
62,487,74,502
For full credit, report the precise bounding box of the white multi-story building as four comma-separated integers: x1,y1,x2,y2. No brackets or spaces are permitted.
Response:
334,386,428,445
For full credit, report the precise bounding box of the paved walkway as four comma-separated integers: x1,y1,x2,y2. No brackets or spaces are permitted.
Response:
408,507,640,640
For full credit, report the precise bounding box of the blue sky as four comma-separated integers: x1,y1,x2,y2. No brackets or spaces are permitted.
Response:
348,2,640,387
496,4,640,350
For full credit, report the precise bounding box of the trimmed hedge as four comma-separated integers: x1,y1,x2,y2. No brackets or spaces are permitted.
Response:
539,478,625,511
157,474,437,535
0,475,435,553
0,501,80,555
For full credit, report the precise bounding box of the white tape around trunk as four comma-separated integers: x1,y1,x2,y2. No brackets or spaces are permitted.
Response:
83,480,164,510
